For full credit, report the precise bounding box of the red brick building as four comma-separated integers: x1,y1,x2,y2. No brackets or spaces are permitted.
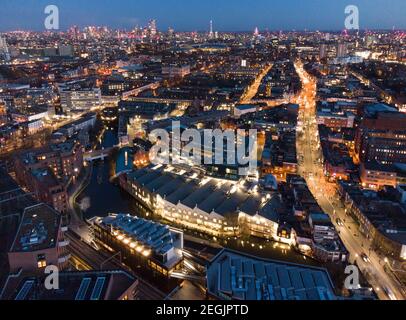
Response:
355,104,406,165
14,140,83,213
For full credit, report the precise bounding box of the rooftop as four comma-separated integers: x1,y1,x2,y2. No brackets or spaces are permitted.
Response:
364,103,399,117
10,204,61,253
207,249,337,301
19,140,77,165
0,169,37,254
4,270,136,301
128,166,282,221
94,213,183,268
31,168,61,188
309,213,334,227
341,182,406,245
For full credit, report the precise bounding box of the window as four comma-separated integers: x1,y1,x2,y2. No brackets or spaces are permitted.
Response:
37,254,47,268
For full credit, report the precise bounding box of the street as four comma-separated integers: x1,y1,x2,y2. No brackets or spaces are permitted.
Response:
294,61,404,301
240,63,273,104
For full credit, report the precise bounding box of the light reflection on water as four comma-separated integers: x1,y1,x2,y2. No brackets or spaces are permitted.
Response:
79,127,135,219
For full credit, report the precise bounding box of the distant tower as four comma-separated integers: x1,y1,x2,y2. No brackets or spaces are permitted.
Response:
149,19,157,37
209,20,214,39
254,27,259,37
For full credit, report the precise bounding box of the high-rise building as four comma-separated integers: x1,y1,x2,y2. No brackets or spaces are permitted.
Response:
336,42,348,58
319,44,327,59
68,26,80,40
149,19,157,37
0,35,10,61
209,20,214,39
168,27,175,40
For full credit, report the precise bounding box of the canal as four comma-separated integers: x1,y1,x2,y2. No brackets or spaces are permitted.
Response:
77,127,135,219
77,124,323,268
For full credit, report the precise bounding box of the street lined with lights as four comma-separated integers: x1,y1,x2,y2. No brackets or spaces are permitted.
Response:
295,61,404,301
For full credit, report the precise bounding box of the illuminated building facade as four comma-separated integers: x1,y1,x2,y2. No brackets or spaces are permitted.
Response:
355,104,406,165
60,88,102,112
119,166,294,245
91,214,184,279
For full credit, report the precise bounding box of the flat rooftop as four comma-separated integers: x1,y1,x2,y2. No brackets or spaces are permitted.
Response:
128,166,282,221
341,182,406,245
5,270,136,301
10,204,61,253
32,168,61,188
95,213,183,268
0,169,38,254
207,249,337,301
309,212,333,226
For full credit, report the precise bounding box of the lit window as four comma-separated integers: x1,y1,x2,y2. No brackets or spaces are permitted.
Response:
37,254,47,268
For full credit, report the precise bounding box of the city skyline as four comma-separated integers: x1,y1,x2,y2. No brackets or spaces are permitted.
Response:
1,0,406,32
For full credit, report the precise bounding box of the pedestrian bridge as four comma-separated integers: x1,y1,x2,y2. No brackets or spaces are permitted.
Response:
84,147,115,162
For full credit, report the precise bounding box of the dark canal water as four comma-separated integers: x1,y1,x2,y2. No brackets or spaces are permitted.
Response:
78,128,135,219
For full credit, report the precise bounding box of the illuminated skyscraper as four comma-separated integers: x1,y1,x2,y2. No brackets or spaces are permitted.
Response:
209,20,214,39
149,19,157,37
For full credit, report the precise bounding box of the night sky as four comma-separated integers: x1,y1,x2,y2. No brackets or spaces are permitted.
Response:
1,0,405,32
